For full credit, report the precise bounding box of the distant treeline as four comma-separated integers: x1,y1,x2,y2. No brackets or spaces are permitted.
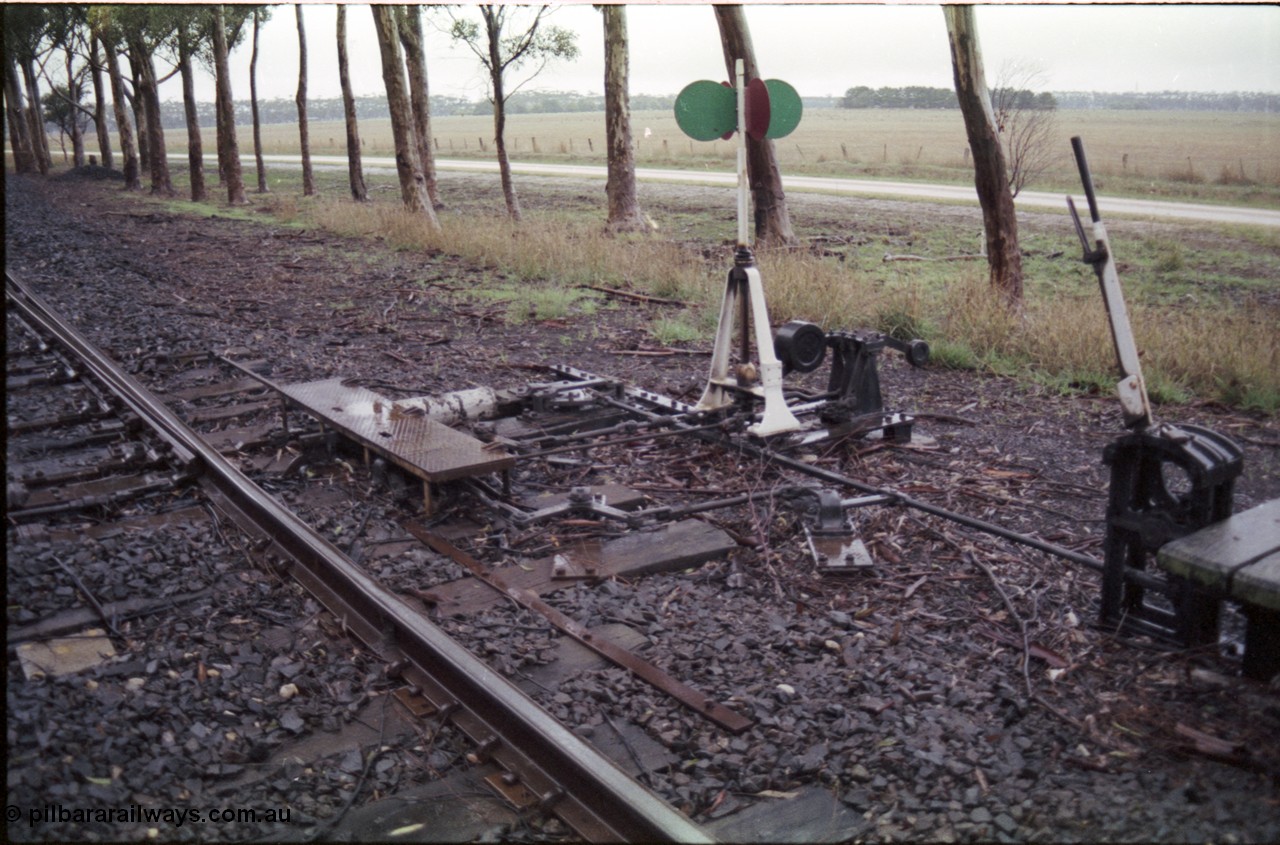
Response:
1050,90,1279,111
141,86,1276,130
837,86,1277,112
147,90,676,130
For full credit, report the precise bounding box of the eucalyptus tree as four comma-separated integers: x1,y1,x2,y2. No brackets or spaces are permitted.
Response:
5,4,54,173
712,5,795,246
87,6,141,189
335,5,367,201
41,84,91,166
113,4,177,195
3,49,38,173
600,4,645,232
41,5,92,169
447,5,579,221
295,4,315,196
944,5,1023,306
370,4,438,226
249,6,270,192
163,7,211,201
396,6,441,209
209,4,247,204
87,28,113,169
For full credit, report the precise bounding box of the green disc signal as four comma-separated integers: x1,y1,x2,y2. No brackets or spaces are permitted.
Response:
674,80,736,141
763,79,802,139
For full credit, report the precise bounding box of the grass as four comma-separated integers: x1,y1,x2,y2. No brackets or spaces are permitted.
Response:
91,142,1280,414
204,108,1280,207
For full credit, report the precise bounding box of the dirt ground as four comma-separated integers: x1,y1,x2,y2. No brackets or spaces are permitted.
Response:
6,166,1280,841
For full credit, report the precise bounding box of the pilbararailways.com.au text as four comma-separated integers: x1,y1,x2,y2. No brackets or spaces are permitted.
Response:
9,803,292,828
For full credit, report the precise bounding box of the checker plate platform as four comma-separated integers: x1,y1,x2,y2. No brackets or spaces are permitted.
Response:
279,378,514,483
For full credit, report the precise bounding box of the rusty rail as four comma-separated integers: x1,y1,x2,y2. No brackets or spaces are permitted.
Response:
5,271,712,843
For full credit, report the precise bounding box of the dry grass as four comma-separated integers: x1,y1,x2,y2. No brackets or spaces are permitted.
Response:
309,199,714,304
145,126,1278,414
301,192,1279,410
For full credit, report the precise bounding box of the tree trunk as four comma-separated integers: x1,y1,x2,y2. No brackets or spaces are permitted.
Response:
89,33,113,170
370,5,438,226
295,4,315,196
713,5,795,247
213,71,226,185
335,6,367,201
128,38,173,196
4,54,37,173
129,61,148,173
21,59,51,174
250,8,268,192
483,8,521,221
64,48,86,169
397,6,441,209
335,5,367,201
177,31,205,201
601,5,645,232
101,34,141,190
212,5,246,205
944,5,1023,306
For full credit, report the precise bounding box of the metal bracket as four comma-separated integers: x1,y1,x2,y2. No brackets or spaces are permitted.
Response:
696,261,802,438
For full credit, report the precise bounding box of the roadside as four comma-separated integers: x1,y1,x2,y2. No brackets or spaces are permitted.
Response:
175,153,1280,227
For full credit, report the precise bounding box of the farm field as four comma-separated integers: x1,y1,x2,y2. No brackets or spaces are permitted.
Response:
178,108,1280,207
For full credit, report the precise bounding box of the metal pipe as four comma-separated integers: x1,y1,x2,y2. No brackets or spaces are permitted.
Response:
597,382,1105,573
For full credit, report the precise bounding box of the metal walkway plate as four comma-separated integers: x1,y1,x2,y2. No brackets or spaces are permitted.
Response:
278,378,514,485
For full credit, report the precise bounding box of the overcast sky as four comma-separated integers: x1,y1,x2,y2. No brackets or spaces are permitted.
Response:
157,4,1280,105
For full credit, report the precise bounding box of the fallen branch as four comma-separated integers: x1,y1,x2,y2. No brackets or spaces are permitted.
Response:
966,551,1034,699
613,347,710,357
883,252,985,263
581,284,687,307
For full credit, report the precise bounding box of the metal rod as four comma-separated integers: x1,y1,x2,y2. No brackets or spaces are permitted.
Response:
593,378,1106,573
735,57,748,247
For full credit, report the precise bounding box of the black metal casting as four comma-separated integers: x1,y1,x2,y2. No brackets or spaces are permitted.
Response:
1099,424,1243,642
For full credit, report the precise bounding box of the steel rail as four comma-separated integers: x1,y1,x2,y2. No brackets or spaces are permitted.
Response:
5,272,712,844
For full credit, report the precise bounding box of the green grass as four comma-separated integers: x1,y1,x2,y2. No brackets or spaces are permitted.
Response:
452,278,602,325
650,316,703,346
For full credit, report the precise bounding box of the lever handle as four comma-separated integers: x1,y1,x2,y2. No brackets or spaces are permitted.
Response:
1070,136,1101,223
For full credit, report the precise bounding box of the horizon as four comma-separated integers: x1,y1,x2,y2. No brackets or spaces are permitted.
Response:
151,5,1280,106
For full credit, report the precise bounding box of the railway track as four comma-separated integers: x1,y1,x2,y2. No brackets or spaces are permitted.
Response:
6,271,709,842
8,170,1279,844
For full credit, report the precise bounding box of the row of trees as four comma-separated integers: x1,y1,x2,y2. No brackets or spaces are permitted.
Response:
1054,90,1279,112
81,84,1270,138
5,4,1029,305
843,85,1279,113
840,84,1057,112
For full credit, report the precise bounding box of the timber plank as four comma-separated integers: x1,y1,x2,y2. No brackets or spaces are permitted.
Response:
1158,498,1280,594
425,519,734,614
706,786,868,843
1235,551,1280,611
601,518,736,578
